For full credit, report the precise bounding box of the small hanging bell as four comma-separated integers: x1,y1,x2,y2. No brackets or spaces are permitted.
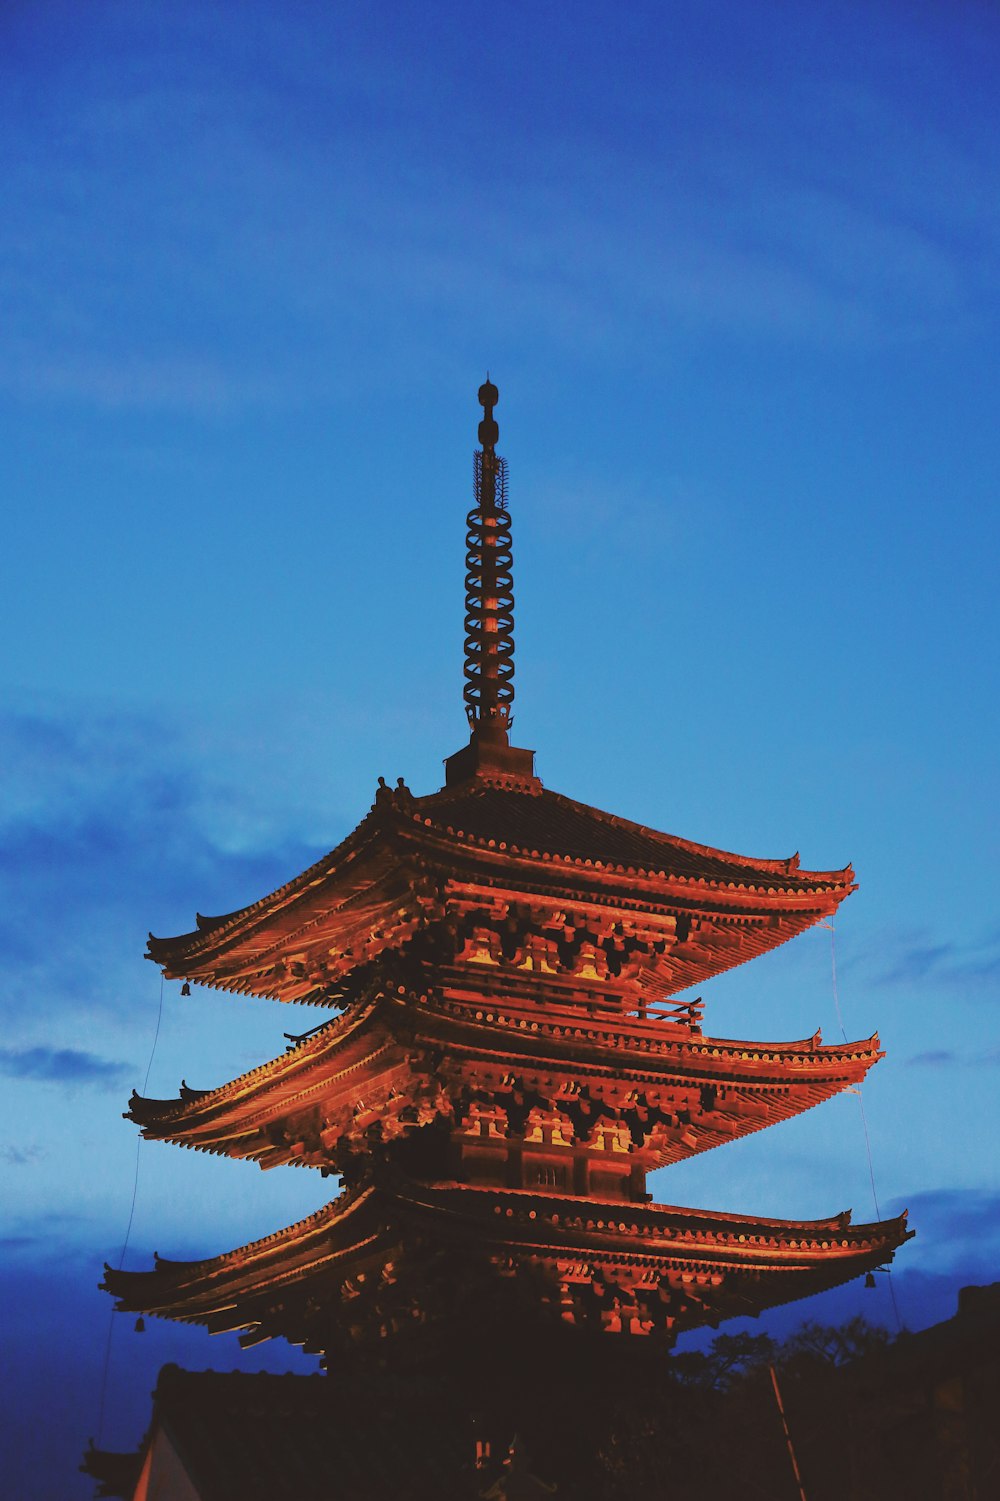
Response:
864,1272,877,1289
135,1316,146,1332
180,982,191,997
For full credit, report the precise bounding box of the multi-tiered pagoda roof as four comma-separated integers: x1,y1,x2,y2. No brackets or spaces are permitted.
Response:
104,380,908,1364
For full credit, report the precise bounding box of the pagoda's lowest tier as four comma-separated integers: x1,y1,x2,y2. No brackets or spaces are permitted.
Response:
147,777,855,1006
103,1176,910,1354
128,982,883,1192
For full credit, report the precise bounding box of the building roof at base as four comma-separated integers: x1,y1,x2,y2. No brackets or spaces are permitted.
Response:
82,1284,1000,1501
83,1364,469,1501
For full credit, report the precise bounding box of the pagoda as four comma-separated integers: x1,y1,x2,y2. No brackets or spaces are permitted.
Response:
103,382,908,1484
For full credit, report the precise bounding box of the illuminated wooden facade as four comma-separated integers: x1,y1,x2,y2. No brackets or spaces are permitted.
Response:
104,381,908,1362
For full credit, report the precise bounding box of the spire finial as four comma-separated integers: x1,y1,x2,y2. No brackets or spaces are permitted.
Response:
478,375,499,452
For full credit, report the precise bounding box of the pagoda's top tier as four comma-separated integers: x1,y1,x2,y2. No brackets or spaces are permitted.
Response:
147,774,854,1003
146,383,854,1004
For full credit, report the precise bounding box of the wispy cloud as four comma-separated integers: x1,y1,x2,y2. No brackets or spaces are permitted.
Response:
0,1047,131,1089
0,703,327,1029
907,1046,1000,1067
871,928,1000,993
898,1188,1000,1252
0,1236,38,1253
0,1144,47,1166
1,3,997,415
880,943,956,984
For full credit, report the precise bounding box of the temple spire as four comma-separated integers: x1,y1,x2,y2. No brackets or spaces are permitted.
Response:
446,378,535,786
464,377,514,740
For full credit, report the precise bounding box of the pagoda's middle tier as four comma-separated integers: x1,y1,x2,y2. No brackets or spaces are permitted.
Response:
129,979,882,1199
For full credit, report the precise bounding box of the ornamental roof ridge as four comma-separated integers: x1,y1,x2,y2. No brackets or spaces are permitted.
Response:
417,1180,910,1242
422,995,882,1066
695,1028,881,1058
154,1363,329,1385
412,781,853,889
147,783,419,962
105,1180,910,1298
133,1183,378,1276
126,989,388,1126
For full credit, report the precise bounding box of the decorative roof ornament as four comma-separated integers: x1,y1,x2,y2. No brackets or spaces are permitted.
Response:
465,377,514,735
447,379,536,785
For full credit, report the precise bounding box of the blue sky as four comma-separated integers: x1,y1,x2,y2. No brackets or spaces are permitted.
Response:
2,1,998,1494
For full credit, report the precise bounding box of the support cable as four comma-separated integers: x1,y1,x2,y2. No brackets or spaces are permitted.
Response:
94,973,165,1447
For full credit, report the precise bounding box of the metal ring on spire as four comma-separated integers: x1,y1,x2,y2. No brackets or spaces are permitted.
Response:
464,380,515,738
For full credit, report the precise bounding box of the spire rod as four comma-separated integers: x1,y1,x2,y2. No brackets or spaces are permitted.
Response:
445,379,536,786
463,377,514,742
